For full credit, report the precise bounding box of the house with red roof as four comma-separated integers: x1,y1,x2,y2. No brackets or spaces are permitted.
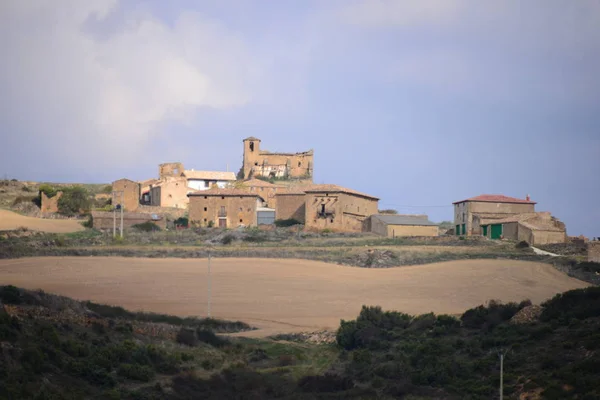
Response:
452,194,536,237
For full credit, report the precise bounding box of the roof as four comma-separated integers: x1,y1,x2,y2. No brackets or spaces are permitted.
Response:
182,170,236,181
372,214,437,226
188,188,262,197
138,178,159,186
453,194,536,205
480,212,564,232
276,189,307,196
242,178,279,188
112,178,138,184
243,136,261,141
303,184,379,200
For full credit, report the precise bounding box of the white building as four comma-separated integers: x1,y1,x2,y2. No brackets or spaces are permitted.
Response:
181,170,237,191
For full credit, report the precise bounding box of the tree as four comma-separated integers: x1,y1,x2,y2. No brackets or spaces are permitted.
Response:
57,186,91,216
378,209,398,214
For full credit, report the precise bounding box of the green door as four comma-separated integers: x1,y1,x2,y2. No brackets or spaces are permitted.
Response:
491,224,502,239
482,225,488,237
456,225,460,236
461,224,466,235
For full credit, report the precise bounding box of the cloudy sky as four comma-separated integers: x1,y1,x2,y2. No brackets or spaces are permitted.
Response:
1,0,599,236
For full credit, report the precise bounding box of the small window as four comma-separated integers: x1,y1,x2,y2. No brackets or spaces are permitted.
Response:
204,207,207,212
239,219,243,223
239,207,243,211
249,142,254,151
298,161,301,167
204,196,207,199
221,196,225,200
204,218,207,222
254,162,258,166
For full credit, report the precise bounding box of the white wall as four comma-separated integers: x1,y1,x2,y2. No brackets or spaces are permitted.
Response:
188,179,231,191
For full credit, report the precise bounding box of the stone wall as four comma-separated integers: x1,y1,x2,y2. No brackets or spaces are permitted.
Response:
40,191,62,214
275,193,306,222
587,242,600,263
387,224,438,237
150,178,189,209
188,195,260,228
112,179,140,211
159,162,184,178
304,192,378,232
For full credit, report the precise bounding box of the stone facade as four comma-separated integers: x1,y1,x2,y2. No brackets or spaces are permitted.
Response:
112,178,141,211
149,177,189,209
40,191,62,214
453,194,536,236
304,185,378,232
91,211,166,230
275,191,306,222
158,162,184,178
188,189,262,228
241,178,283,209
242,137,313,181
367,214,438,237
588,242,600,263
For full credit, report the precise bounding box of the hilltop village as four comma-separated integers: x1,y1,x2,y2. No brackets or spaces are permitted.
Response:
46,137,566,246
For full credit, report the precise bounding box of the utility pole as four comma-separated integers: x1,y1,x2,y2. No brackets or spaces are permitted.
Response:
498,348,510,400
112,190,124,238
207,249,212,318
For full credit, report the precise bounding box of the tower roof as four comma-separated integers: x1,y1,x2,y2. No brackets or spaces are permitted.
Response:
243,136,261,142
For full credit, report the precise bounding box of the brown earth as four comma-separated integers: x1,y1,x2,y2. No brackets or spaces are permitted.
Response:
0,257,588,336
0,209,84,233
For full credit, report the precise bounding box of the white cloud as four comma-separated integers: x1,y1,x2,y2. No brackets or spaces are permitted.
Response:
0,0,261,168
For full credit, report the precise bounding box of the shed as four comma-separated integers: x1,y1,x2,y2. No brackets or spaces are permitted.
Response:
367,214,438,238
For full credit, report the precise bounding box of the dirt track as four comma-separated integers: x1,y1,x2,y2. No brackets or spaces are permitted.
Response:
0,257,588,336
0,209,84,233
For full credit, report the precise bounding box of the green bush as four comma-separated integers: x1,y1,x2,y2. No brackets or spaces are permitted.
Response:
174,217,189,227
196,329,229,348
58,186,91,216
102,185,113,194
0,285,22,304
541,286,600,323
12,195,37,206
176,328,197,347
516,240,530,249
132,221,161,232
38,184,59,198
117,363,155,382
274,218,301,227
220,234,235,245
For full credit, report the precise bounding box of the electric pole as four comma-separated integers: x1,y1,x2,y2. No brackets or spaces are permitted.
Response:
498,348,510,400
112,190,124,238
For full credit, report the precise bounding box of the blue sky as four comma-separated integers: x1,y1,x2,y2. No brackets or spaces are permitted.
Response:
1,0,599,236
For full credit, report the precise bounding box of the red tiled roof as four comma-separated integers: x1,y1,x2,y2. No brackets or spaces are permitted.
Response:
242,178,279,188
453,194,536,205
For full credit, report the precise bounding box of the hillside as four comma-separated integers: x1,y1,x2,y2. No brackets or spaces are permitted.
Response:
1,285,599,399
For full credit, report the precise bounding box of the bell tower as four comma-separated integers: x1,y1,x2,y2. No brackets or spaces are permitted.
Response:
242,137,261,179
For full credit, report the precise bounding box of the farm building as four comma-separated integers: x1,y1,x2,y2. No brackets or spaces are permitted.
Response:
366,214,438,237
149,177,189,209
479,212,566,245
453,194,536,236
188,188,264,228
111,178,141,211
303,184,378,232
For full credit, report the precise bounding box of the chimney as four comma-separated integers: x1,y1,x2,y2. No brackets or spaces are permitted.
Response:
526,194,530,201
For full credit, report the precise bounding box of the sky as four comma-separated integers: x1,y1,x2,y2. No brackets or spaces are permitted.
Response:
0,0,599,236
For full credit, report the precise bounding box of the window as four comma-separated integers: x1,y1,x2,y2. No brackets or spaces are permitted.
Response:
239,207,243,211
249,142,254,151
321,204,325,213
239,219,243,223
204,207,207,212
204,218,207,222
221,196,225,200
204,196,207,199
298,161,301,167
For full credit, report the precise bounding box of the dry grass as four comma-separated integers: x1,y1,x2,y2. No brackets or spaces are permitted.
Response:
0,257,588,337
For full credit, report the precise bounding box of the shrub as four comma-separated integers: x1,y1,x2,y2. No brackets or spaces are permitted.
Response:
102,185,113,194
460,300,525,330
38,184,59,198
176,328,197,347
196,329,228,348
541,286,600,323
220,234,235,245
516,240,530,249
274,219,301,227
12,195,37,206
0,285,22,304
82,214,93,228
58,186,91,216
132,221,161,232
117,363,155,382
174,217,189,227
378,209,398,214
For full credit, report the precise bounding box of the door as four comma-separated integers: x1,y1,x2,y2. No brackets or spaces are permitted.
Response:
456,225,460,236
218,218,227,228
461,224,466,235
482,225,488,237
491,224,502,239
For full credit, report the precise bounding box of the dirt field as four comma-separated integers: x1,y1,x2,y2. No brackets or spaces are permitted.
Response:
0,209,84,233
0,257,588,336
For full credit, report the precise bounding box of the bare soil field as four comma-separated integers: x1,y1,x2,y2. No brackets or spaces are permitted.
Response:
0,257,588,336
0,209,84,233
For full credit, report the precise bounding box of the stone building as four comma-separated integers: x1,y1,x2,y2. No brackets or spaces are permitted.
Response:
275,189,306,222
480,212,566,244
182,170,236,191
188,188,264,228
242,137,313,181
112,178,141,211
241,178,283,209
453,194,536,236
149,177,189,209
40,191,62,214
303,184,378,232
159,162,184,178
366,214,438,237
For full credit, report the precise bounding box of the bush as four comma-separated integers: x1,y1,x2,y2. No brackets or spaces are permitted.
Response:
274,219,301,227
516,240,530,249
0,285,22,304
38,184,59,198
196,329,228,348
174,217,189,227
82,214,93,228
176,328,197,347
58,186,91,216
102,185,113,194
131,221,161,232
117,363,155,382
12,195,37,206
460,300,526,330
220,234,235,245
541,286,600,323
